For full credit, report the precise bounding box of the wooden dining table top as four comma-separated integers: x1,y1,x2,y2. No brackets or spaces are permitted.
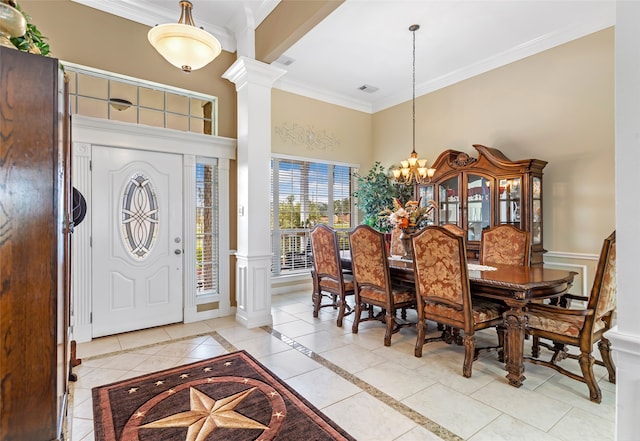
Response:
341,251,578,302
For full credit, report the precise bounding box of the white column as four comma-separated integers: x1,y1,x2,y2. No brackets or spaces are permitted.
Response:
223,57,286,328
606,3,640,440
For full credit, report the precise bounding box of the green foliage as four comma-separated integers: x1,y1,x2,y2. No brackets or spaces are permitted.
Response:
9,3,50,56
352,162,413,232
277,195,350,229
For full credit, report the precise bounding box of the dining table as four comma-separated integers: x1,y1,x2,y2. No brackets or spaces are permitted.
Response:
341,251,577,387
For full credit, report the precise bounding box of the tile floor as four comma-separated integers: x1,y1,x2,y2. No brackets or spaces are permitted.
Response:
69,290,616,441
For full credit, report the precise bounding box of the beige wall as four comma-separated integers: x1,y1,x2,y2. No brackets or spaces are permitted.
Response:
19,0,614,287
271,89,373,169
21,0,238,139
373,28,614,256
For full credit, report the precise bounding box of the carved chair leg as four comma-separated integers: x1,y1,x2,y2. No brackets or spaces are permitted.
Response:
497,325,505,363
337,294,346,327
415,318,426,357
352,302,362,334
384,311,394,346
401,307,407,320
531,336,540,358
332,293,338,309
312,286,320,317
579,352,602,404
463,335,476,378
599,337,616,383
453,327,463,346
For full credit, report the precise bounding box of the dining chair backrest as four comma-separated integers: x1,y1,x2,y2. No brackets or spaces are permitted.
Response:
412,226,472,329
588,230,616,330
480,224,530,266
348,225,391,293
441,223,465,237
310,224,342,283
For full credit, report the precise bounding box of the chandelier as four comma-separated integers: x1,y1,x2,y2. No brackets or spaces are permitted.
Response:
392,24,435,185
147,1,222,73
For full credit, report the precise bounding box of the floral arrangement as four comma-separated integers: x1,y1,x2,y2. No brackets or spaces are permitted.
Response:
382,197,436,230
5,1,50,55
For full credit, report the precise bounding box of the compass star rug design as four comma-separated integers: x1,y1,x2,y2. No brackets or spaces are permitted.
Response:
92,350,355,441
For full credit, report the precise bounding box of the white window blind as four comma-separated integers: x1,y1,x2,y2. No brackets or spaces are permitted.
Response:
196,160,218,294
270,157,354,276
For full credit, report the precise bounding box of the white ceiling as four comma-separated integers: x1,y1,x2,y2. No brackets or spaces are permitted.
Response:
72,0,615,113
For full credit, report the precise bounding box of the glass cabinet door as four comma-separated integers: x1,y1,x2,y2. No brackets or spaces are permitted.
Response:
532,176,542,245
438,176,459,226
467,174,491,241
417,184,435,225
498,177,521,227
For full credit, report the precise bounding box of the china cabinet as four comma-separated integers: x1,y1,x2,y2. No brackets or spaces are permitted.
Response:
0,47,72,440
417,144,547,264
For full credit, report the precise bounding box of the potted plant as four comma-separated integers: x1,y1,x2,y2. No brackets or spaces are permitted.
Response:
352,161,413,232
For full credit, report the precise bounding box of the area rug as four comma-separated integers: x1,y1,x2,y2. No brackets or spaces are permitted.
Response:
92,350,355,441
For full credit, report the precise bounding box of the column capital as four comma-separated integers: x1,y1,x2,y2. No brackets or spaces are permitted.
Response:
223,56,286,90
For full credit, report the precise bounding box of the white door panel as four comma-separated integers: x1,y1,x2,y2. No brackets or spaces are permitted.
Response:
92,146,183,337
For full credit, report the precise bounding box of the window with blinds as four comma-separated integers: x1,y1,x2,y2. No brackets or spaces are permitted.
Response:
270,156,354,276
196,160,219,294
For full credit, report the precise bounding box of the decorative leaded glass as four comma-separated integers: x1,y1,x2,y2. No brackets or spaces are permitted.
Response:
121,173,158,259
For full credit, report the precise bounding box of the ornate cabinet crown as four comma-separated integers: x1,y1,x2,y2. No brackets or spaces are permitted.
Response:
417,144,547,264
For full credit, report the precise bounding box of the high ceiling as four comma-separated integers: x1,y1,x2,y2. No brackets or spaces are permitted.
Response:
71,0,615,113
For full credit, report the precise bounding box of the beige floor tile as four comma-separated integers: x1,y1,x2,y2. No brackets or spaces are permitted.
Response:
321,343,387,373
117,327,172,350
323,391,417,441
468,414,561,441
470,380,572,432
76,335,121,358
395,425,447,440
294,330,349,353
549,407,614,441
69,289,616,441
70,416,94,441
257,348,322,379
216,324,269,344
534,373,616,421
234,333,293,357
403,383,501,439
272,319,319,338
184,341,228,360
162,320,215,339
285,367,361,408
357,361,437,401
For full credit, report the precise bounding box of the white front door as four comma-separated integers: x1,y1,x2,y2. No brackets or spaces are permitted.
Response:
92,146,183,337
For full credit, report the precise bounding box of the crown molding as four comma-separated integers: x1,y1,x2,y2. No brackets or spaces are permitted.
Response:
71,0,236,51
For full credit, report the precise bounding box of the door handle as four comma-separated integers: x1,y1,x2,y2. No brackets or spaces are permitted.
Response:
174,249,182,255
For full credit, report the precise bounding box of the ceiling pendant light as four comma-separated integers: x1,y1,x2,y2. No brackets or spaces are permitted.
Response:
392,24,435,185
148,1,221,73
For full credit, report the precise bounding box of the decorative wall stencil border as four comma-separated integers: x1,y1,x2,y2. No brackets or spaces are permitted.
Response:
275,122,340,151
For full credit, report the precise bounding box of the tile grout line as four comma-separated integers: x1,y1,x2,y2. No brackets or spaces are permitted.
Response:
262,326,464,441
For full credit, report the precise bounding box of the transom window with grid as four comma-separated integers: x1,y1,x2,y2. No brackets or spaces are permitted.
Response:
270,156,355,276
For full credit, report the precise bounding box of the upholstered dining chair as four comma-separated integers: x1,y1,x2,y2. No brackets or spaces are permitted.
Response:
412,226,505,377
349,225,416,346
441,223,465,237
480,224,530,266
309,224,355,327
525,231,616,403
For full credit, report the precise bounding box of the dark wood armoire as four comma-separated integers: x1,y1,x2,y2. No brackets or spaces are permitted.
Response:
0,46,72,440
416,144,547,264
